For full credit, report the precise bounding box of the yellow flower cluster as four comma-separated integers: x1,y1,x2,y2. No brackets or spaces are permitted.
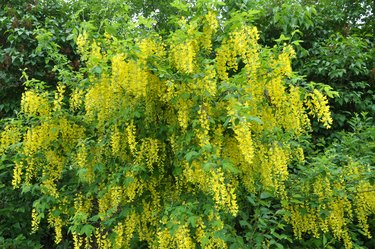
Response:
4,10,355,248
12,161,23,188
137,199,161,242
98,185,123,218
73,193,93,222
283,85,311,134
76,143,95,183
205,237,228,249
222,137,255,192
284,160,375,249
268,143,290,195
196,105,210,147
48,210,63,244
22,122,54,156
21,90,50,116
177,99,192,131
85,76,115,127
70,88,84,111
183,161,207,190
112,55,148,98
10,113,84,190
196,65,217,97
135,138,160,172
72,232,81,249
53,83,66,112
0,124,20,154
76,31,88,55
31,208,39,234
216,26,259,80
113,211,138,248
94,228,111,249
305,89,333,128
41,151,65,198
234,122,254,165
286,204,323,239
212,125,223,157
200,11,218,51
87,41,103,71
210,168,238,216
126,121,137,155
313,176,333,201
160,80,176,103
138,37,165,62
175,225,195,249
157,228,174,249
266,76,285,108
354,182,375,238
274,45,296,77
110,126,121,156
170,40,196,74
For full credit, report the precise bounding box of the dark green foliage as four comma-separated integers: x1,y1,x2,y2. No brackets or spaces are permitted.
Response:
0,0,76,117
302,34,375,129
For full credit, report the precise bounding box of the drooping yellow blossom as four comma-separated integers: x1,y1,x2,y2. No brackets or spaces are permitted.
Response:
274,45,296,77
176,225,195,249
126,120,137,155
210,168,238,216
157,228,173,249
135,138,160,172
200,11,218,51
305,89,333,128
0,124,19,151
31,208,40,234
196,104,210,147
12,161,23,188
234,122,254,165
111,54,148,98
138,37,165,63
170,40,197,74
216,26,260,81
70,88,84,111
95,228,111,249
53,83,66,111
110,126,121,156
354,182,375,238
76,31,88,55
48,210,63,244
21,90,50,116
177,99,192,131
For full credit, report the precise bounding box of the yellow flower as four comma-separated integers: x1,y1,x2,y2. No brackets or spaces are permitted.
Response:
31,208,39,234
305,89,333,128
53,83,66,112
126,121,137,155
21,90,50,116
234,122,254,165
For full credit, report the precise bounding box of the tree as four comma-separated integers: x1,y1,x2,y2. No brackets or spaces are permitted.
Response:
1,5,374,248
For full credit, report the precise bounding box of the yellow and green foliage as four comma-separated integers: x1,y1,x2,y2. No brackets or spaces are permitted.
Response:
0,9,374,249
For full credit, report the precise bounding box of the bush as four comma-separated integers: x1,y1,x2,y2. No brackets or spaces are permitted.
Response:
1,6,374,248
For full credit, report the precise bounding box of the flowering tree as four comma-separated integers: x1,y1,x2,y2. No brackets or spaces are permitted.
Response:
1,7,373,249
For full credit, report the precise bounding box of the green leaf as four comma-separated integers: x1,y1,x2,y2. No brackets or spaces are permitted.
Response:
185,151,199,162
260,192,273,199
202,162,216,171
187,216,198,227
222,160,241,174
80,224,94,237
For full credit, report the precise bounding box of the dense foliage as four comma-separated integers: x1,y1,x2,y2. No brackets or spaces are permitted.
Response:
0,0,374,248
